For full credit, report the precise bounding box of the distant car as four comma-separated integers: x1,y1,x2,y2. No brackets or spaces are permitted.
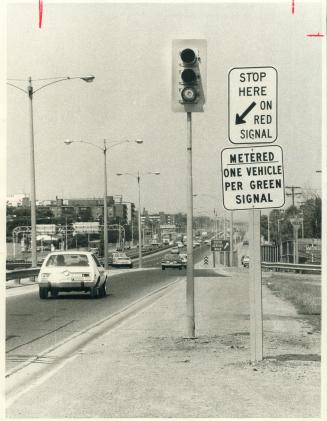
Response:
37,251,107,299
169,240,174,246
170,246,180,254
112,252,133,268
204,239,211,246
243,240,249,246
176,241,184,249
193,241,201,248
241,255,250,268
179,253,187,268
161,254,183,270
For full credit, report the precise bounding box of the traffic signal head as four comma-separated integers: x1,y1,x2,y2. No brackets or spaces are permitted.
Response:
172,39,207,112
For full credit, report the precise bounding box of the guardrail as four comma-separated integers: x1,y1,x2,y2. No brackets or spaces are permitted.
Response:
6,268,40,284
261,262,321,274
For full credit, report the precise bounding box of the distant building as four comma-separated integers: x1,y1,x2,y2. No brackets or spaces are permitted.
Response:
7,194,29,207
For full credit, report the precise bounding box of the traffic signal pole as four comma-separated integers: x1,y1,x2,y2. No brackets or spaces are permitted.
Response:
186,112,195,338
172,40,206,339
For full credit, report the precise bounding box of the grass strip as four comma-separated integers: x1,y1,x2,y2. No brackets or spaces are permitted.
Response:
263,273,321,332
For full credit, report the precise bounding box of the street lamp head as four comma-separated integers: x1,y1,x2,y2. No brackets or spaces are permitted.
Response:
116,173,123,176
64,139,73,145
135,139,143,144
80,75,95,83
149,171,160,175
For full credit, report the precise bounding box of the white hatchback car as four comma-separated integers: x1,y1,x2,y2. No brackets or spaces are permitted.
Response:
37,251,108,299
112,252,133,268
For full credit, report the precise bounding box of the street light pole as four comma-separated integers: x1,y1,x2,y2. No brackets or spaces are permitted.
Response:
103,140,109,269
8,74,95,266
116,170,160,269
64,138,142,269
137,172,142,268
28,77,37,267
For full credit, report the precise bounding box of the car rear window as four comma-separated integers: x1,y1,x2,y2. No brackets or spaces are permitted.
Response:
163,254,179,261
46,254,90,267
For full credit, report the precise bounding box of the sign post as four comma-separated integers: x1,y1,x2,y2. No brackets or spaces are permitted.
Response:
290,218,302,263
221,142,284,362
230,211,234,266
249,209,263,361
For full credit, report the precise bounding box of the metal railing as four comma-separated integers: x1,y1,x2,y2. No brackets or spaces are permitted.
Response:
261,262,321,274
6,268,40,283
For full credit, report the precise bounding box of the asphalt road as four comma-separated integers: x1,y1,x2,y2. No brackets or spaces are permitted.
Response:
6,245,211,373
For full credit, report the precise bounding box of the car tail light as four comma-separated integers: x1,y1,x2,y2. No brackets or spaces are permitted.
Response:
41,273,50,279
82,273,91,278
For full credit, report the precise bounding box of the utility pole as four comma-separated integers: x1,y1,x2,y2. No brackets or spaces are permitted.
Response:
65,216,68,250
230,211,234,266
285,186,302,207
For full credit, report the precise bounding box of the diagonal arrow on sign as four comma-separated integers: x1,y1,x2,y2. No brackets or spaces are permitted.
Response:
223,241,230,250
235,101,256,125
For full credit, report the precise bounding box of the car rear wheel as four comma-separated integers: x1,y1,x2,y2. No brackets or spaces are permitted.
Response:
98,280,107,298
179,266,182,270
161,266,165,270
90,286,98,299
39,287,48,299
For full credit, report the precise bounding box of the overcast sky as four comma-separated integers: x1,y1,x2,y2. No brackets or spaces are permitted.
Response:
6,1,323,219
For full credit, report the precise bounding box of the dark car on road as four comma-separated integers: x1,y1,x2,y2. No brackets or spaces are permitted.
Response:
161,254,183,270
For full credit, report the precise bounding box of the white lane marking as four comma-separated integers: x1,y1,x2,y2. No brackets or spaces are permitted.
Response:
6,353,79,409
6,277,183,406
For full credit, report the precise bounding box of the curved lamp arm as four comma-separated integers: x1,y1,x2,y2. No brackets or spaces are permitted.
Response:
64,139,103,151
33,75,95,94
6,82,28,94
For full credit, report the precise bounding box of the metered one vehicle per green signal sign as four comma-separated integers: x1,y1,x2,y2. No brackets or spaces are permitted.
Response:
228,67,277,143
221,145,285,210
